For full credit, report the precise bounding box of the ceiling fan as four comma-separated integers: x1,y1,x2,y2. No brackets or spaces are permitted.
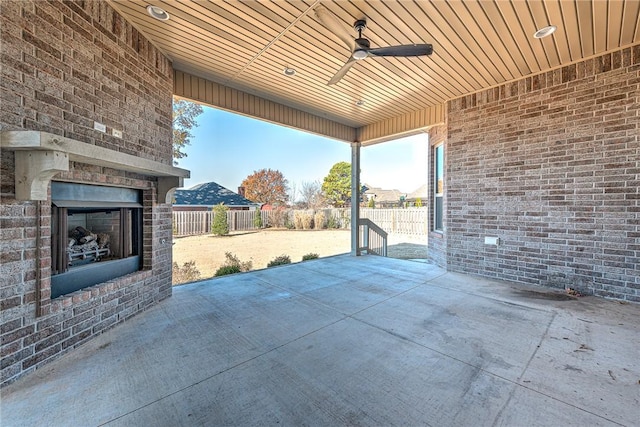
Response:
315,6,433,85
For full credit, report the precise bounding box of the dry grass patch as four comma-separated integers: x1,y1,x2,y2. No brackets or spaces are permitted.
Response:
172,229,350,283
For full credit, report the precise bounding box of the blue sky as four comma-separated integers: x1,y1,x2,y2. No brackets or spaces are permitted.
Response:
176,106,428,198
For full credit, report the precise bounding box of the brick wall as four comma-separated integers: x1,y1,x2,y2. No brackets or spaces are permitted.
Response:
1,0,174,386
445,45,640,301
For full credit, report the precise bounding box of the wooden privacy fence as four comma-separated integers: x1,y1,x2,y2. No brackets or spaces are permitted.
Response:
172,208,428,237
172,209,351,236
173,210,266,236
360,208,428,236
173,211,208,236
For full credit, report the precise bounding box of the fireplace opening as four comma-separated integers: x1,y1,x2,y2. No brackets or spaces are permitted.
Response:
51,182,143,299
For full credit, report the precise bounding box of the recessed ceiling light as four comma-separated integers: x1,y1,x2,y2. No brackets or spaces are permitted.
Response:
147,5,170,21
533,25,556,39
283,67,296,76
355,99,365,107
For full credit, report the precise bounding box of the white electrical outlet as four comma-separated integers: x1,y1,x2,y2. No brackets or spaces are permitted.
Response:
112,129,123,138
93,121,106,133
484,236,500,245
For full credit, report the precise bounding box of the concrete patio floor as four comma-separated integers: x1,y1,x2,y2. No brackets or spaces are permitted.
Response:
1,255,638,426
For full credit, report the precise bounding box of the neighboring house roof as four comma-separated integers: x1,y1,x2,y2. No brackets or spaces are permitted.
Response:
407,184,428,200
363,184,404,203
174,182,260,207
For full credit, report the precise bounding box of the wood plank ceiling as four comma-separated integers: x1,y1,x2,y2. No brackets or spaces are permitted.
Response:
109,0,640,142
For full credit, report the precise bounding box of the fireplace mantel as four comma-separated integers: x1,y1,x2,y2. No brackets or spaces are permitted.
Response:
1,131,189,202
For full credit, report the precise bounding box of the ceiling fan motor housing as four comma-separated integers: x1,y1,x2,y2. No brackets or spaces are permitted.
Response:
353,37,370,60
355,38,370,49
354,19,367,32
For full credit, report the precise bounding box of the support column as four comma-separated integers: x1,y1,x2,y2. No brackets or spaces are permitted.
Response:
350,141,361,256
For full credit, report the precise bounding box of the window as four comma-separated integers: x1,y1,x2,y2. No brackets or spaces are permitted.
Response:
50,182,143,298
433,144,444,232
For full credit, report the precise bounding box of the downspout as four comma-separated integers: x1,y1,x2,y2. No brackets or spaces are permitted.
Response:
350,142,361,256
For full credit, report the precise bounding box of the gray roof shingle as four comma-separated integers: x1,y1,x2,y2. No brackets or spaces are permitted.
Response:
407,184,428,200
363,184,403,203
174,182,260,207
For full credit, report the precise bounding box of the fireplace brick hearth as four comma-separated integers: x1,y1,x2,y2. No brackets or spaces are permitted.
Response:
0,0,186,386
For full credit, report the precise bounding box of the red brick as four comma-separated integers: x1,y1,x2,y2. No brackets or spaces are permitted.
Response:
435,46,639,301
0,0,174,386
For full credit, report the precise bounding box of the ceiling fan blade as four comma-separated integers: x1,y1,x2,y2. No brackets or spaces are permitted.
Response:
328,57,357,85
314,5,354,51
367,44,433,57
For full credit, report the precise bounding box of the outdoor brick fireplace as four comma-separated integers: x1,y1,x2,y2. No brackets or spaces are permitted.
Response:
0,129,188,387
0,0,187,387
50,182,143,299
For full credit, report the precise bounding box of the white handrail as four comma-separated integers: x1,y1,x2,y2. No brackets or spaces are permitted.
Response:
358,218,388,256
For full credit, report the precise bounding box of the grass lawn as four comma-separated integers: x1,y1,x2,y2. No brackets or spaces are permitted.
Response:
172,229,351,284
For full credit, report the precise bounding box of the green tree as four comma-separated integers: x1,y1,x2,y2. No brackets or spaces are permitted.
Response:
322,162,351,207
415,198,423,207
211,203,229,236
367,197,375,208
241,169,289,205
253,209,263,229
173,99,203,164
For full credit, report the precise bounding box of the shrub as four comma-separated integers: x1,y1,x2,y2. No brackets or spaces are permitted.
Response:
214,252,252,276
253,210,263,229
301,212,313,229
367,197,375,208
415,198,423,208
293,211,315,229
270,207,288,228
327,214,339,229
211,203,229,236
172,261,201,285
267,254,291,267
294,211,304,229
314,211,326,229
328,213,349,229
302,253,319,261
227,252,252,271
285,216,295,229
214,265,241,277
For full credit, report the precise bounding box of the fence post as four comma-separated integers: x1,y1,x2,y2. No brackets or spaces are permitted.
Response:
392,210,396,234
